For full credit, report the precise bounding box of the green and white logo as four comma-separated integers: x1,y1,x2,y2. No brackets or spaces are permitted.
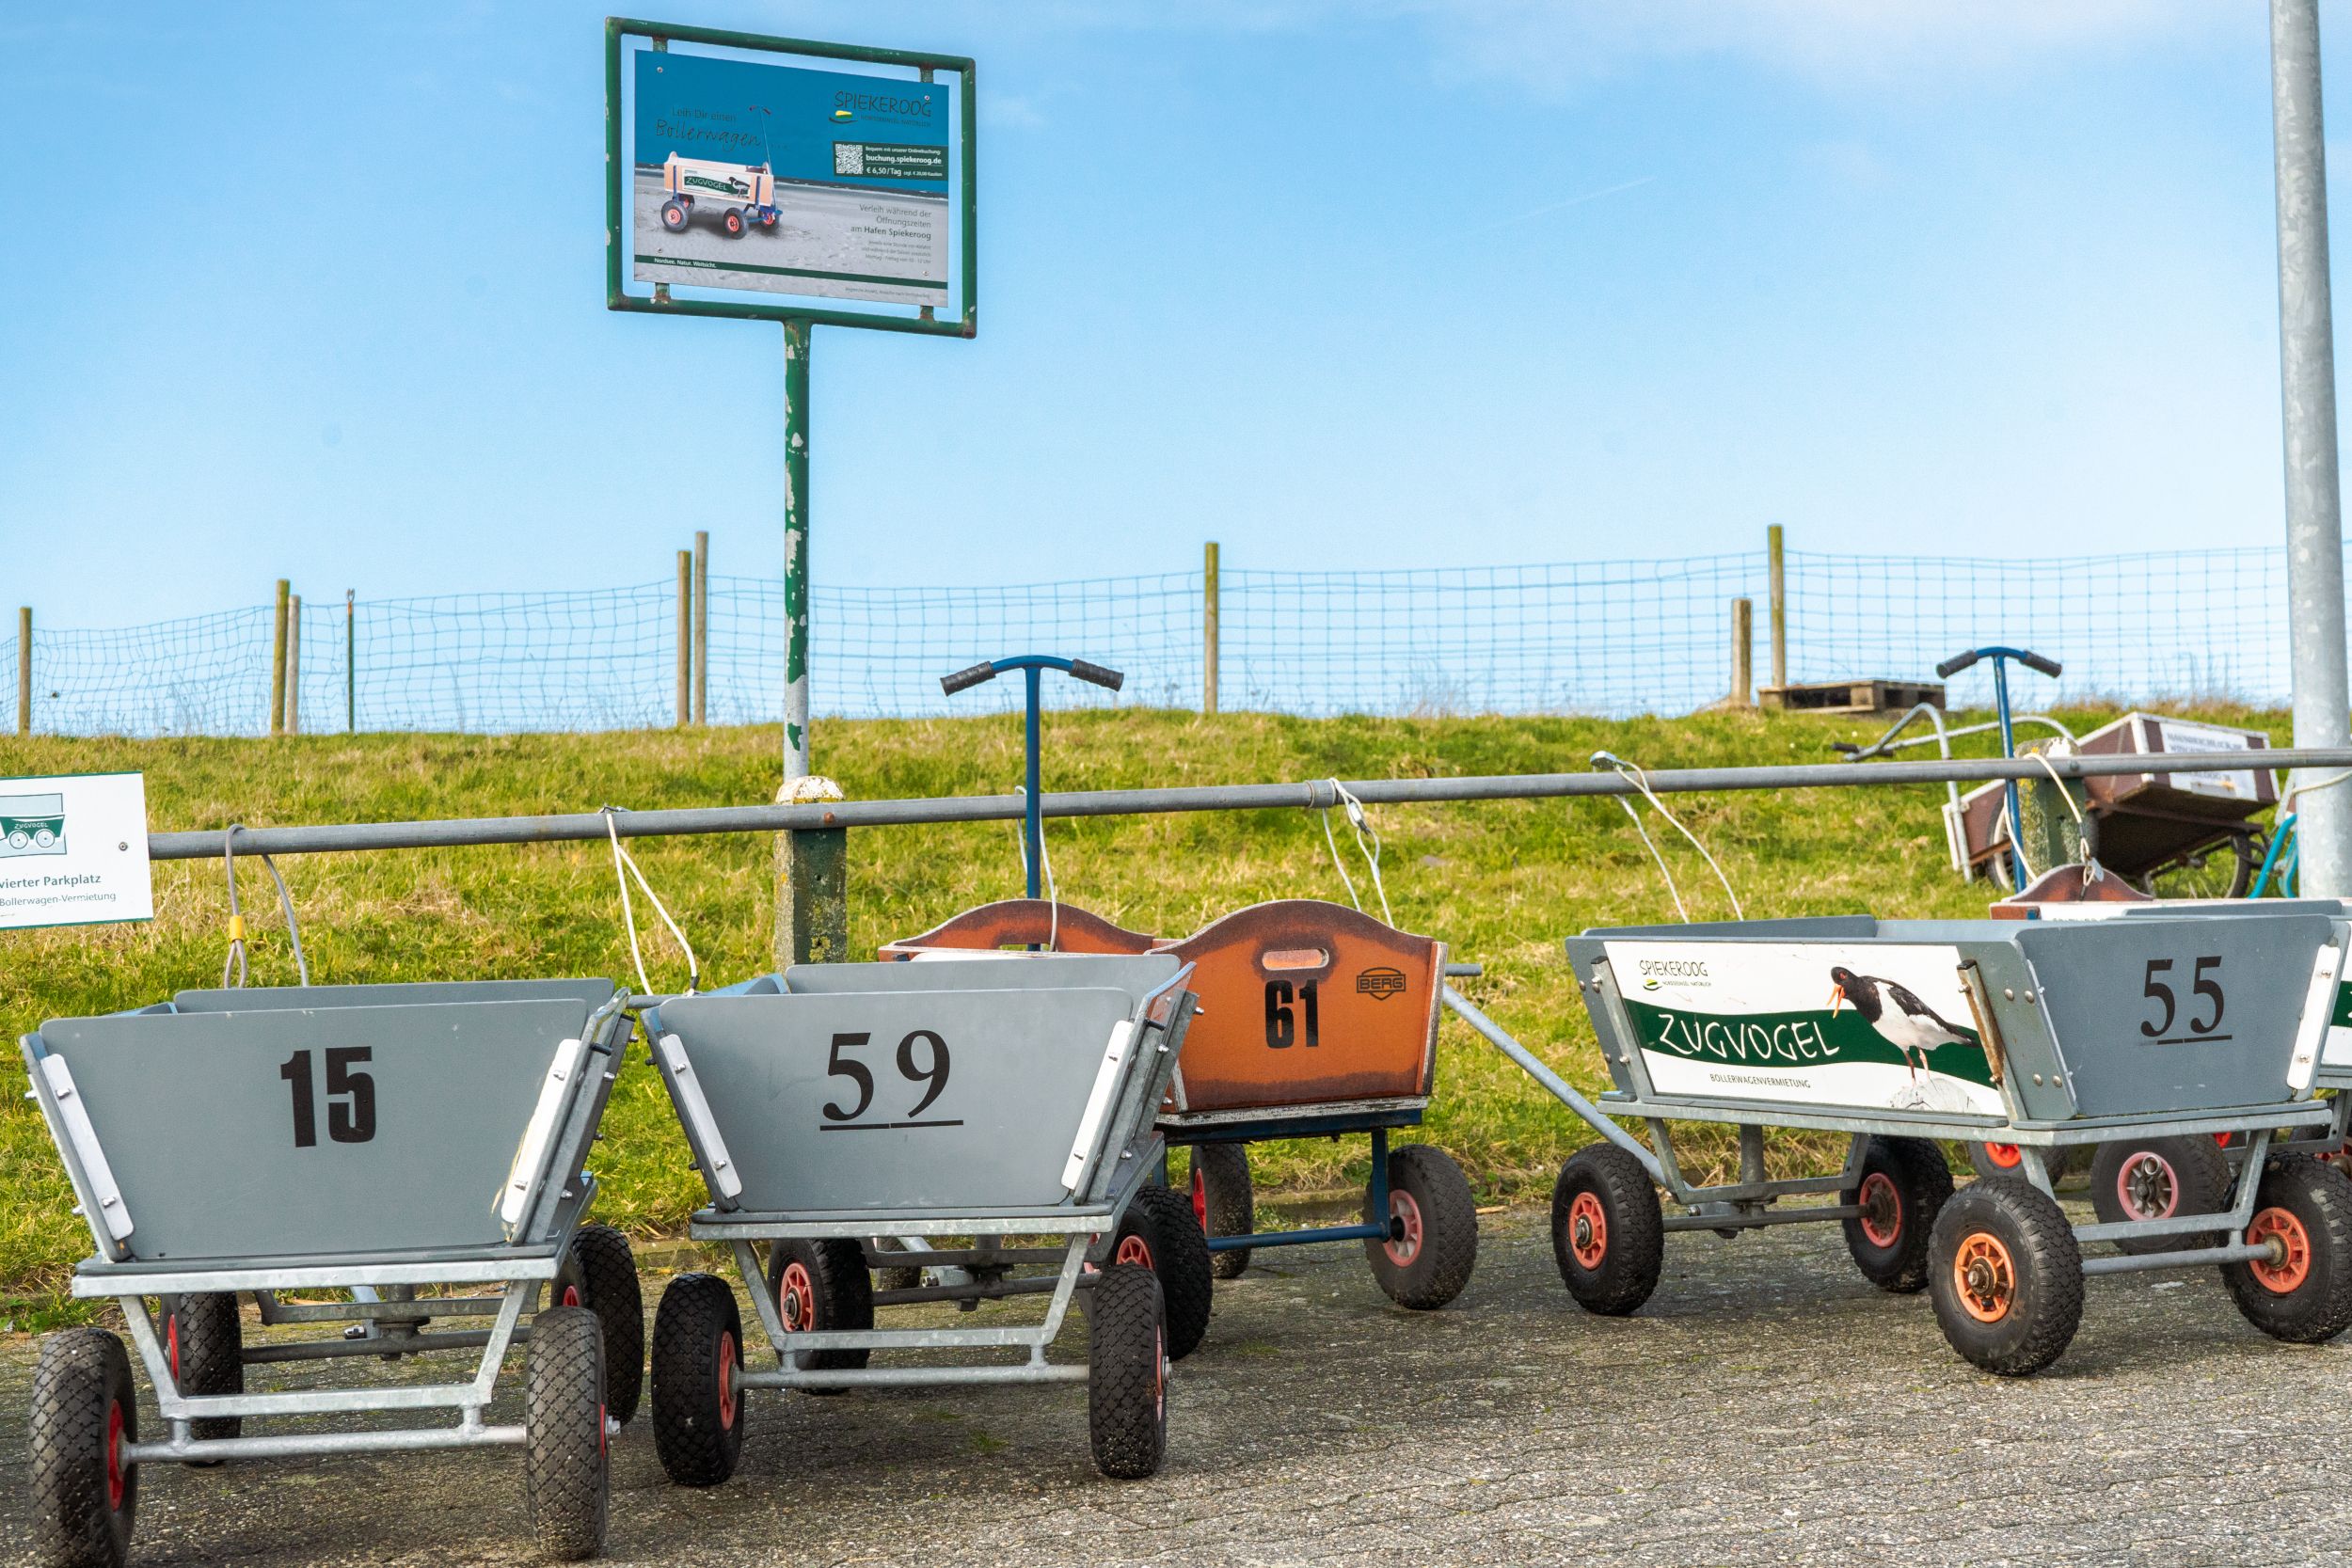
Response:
0,792,65,858
683,172,752,197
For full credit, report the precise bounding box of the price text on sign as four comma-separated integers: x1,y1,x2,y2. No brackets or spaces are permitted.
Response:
2140,957,2229,1044
819,1029,961,1130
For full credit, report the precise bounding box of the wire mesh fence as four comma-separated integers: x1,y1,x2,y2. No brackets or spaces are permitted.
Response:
1,546,2317,737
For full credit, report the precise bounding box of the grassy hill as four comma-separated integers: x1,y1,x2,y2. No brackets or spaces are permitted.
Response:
0,703,2286,1323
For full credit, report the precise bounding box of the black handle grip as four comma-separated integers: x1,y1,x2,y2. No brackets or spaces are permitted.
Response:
1069,658,1124,692
940,661,995,696
1934,650,1980,679
2018,651,2062,678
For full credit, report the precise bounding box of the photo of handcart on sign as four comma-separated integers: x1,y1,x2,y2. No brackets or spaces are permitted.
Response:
1451,907,2352,1376
22,976,642,1566
641,954,1207,1482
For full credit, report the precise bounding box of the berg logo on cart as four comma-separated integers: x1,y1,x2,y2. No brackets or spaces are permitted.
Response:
1356,967,1406,1001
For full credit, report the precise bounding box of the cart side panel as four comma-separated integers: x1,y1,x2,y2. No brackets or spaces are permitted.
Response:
1161,900,1441,1113
1582,937,2006,1117
171,979,619,1015
785,954,1181,1010
879,900,1160,958
2017,913,2335,1115
653,987,1144,1212
39,998,590,1261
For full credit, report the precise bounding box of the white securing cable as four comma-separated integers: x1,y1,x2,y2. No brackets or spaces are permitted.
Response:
1317,779,1393,926
602,807,700,995
1595,754,1743,922
1013,787,1060,952
220,825,310,987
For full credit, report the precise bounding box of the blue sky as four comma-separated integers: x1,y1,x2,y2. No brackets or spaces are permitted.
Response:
0,1,2343,626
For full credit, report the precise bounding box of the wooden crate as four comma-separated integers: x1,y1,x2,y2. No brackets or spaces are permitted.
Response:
1758,679,1945,717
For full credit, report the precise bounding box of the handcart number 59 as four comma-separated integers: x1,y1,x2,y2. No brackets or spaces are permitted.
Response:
819,1029,958,1129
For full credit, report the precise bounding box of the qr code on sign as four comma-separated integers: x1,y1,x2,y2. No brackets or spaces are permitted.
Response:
834,143,863,176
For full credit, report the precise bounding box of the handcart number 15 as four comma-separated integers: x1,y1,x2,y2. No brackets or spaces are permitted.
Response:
278,1047,377,1147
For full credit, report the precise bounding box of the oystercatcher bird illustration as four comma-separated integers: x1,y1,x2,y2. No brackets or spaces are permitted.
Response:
1828,965,1974,1080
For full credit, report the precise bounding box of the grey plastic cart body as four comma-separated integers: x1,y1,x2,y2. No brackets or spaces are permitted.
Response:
23,978,634,1563
642,955,1200,1481
1447,911,2352,1373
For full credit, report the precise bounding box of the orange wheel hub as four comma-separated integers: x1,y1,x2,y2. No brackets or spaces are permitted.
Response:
1568,1191,1609,1270
1984,1143,2024,1169
779,1260,816,1332
1857,1171,1902,1248
1116,1234,1153,1268
1953,1231,2017,1323
2248,1206,2313,1294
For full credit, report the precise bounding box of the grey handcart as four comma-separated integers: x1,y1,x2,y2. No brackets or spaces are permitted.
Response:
1445,911,2352,1374
643,955,1204,1481
23,978,641,1567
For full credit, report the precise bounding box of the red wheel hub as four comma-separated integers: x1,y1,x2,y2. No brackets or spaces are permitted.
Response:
1567,1191,1609,1270
1857,1170,1903,1249
561,1284,581,1309
2116,1151,2182,1221
167,1314,180,1382
1953,1231,2016,1324
717,1329,739,1431
1190,1167,1208,1230
2248,1206,2314,1294
1983,1142,2025,1169
105,1401,126,1511
1384,1189,1424,1267
779,1260,816,1333
1116,1234,1153,1268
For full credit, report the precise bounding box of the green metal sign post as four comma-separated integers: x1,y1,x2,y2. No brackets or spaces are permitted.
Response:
605,17,975,955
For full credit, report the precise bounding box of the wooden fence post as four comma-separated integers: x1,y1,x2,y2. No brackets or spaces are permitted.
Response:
1767,524,1787,693
692,530,709,725
15,607,28,736
345,590,357,733
1203,540,1220,716
1731,597,1753,706
270,579,290,736
285,594,302,735
675,549,691,729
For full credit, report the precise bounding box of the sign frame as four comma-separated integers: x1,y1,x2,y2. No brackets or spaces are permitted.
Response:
603,17,977,339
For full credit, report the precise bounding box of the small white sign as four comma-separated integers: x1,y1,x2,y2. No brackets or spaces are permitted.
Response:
0,772,152,930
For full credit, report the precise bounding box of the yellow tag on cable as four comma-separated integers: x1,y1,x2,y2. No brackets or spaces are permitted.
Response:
227,914,246,941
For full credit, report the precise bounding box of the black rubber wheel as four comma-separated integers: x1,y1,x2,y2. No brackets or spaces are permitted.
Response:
650,1272,746,1488
660,198,688,232
1965,1141,2074,1184
1550,1143,1664,1316
29,1328,138,1568
1086,1262,1167,1480
1363,1144,1479,1310
1842,1136,1954,1293
1928,1176,2085,1376
871,1237,924,1293
165,1291,243,1449
1189,1143,1254,1279
524,1306,608,1562
766,1238,873,1386
723,208,744,237
555,1224,644,1426
2090,1135,2229,1255
2222,1155,2352,1343
1115,1182,1215,1359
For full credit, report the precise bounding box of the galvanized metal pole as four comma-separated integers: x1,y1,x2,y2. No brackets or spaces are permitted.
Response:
1024,664,1044,898
344,590,356,733
2273,0,2352,895
285,594,301,736
675,549,691,728
1203,540,1219,715
691,529,709,725
269,579,290,736
783,318,813,779
1767,525,1787,694
15,606,29,736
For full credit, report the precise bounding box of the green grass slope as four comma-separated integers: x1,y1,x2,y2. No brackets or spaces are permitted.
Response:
0,704,2286,1323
